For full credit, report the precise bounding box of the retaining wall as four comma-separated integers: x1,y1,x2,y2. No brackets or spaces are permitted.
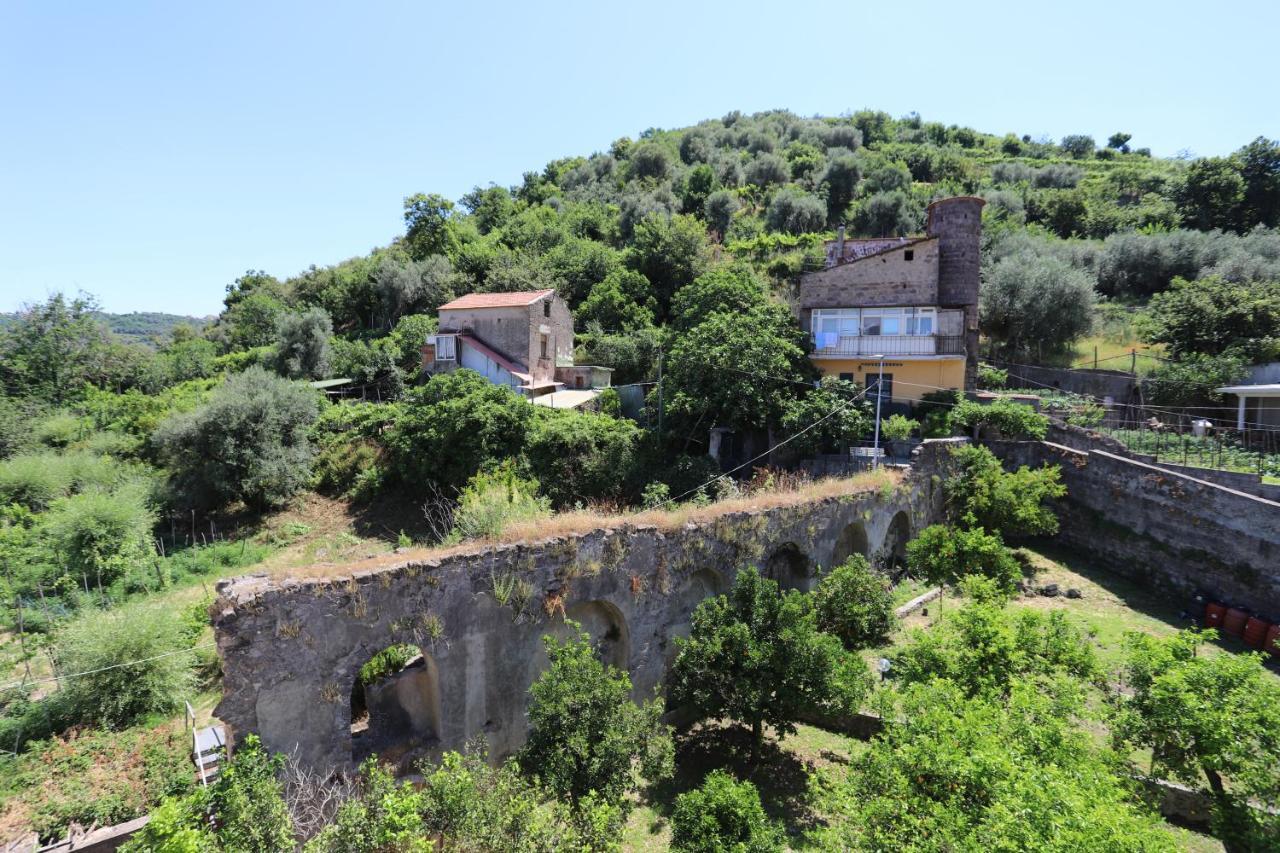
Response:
213,447,952,772
991,441,1280,617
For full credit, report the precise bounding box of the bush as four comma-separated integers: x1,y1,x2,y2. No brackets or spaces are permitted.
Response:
671,770,782,853
812,555,894,650
53,600,196,730
764,187,827,235
981,251,1094,359
879,414,918,441
947,398,1048,440
905,524,1021,593
155,366,320,511
44,484,157,591
449,465,550,542
523,409,640,507
977,364,1008,389
944,444,1065,538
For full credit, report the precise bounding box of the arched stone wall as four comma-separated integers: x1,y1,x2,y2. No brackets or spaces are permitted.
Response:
832,521,869,566
880,511,912,571
765,543,811,591
351,648,443,770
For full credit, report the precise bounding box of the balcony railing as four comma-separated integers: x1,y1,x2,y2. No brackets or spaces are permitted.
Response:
810,334,965,357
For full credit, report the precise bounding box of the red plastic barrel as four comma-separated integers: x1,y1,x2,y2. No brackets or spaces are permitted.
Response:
1243,617,1269,649
1265,624,1280,659
1204,602,1227,630
1223,608,1249,638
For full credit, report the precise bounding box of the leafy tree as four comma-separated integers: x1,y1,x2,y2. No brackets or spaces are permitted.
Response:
45,484,157,591
850,191,918,236
980,251,1094,358
576,326,661,385
625,213,712,319
671,770,783,853
628,142,672,181
1143,351,1249,407
820,149,862,222
385,369,532,492
54,600,196,730
403,193,460,260
460,183,516,235
944,444,1065,538
861,158,911,194
813,679,1171,851
0,293,112,403
221,289,289,352
542,237,621,308
669,567,861,756
274,307,333,380
947,397,1048,440
1114,630,1280,848
388,313,438,371
703,190,740,237
521,623,673,809
1141,275,1280,358
892,585,1096,698
777,377,872,457
1179,157,1245,231
1027,188,1089,238
372,255,454,329
765,187,826,235
155,366,320,510
744,153,789,188
905,524,1021,593
1060,134,1096,159
812,555,894,650
1237,136,1280,228
576,270,656,332
306,758,429,852
1107,132,1133,153
524,408,640,507
681,163,717,216
669,264,768,333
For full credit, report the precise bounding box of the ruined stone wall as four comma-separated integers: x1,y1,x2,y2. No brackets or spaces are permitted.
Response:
214,457,948,772
990,441,1280,616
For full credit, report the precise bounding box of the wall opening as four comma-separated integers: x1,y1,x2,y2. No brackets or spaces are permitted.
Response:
765,543,810,591
528,599,631,690
832,521,869,567
350,644,442,767
664,569,725,669
882,511,912,571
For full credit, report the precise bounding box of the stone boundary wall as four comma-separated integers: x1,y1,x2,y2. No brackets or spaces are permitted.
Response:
990,441,1280,617
991,360,1139,402
213,448,952,772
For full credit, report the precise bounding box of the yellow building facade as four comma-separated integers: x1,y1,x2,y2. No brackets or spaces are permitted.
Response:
812,356,966,404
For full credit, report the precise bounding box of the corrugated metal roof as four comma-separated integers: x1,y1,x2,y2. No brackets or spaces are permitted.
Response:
438,290,554,310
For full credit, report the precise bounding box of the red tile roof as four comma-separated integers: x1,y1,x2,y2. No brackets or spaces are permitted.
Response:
438,290,554,310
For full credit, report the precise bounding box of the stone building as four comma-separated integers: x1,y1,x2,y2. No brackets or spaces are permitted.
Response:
420,289,610,401
797,196,984,404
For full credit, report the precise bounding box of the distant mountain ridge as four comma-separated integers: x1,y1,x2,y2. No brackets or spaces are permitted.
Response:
0,310,211,346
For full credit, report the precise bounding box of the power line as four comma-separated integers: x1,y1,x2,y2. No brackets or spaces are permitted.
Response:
0,642,216,694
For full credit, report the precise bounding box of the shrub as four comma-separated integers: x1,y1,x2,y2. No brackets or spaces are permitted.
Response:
523,408,640,507
521,623,673,809
449,465,550,542
905,524,1021,593
944,444,1065,538
764,187,827,235
35,413,87,448
879,414,918,441
358,643,419,685
977,364,1008,389
812,555,894,650
671,770,782,853
947,398,1048,440
44,484,157,591
155,366,320,511
703,190,741,236
981,251,1094,359
53,600,196,730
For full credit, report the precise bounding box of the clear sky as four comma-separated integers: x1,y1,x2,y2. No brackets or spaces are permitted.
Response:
2,0,1276,317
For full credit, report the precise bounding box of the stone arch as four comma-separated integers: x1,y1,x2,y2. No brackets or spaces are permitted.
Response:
350,644,442,767
765,542,811,591
527,599,631,688
881,511,912,571
832,521,869,567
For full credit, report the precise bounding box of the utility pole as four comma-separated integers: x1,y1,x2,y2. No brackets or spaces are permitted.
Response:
871,354,885,468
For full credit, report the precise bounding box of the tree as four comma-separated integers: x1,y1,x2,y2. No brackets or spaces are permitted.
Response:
1179,157,1244,231
460,183,516,235
669,265,768,333
385,369,532,492
1107,132,1133,153
1141,275,1280,358
1114,630,1280,848
524,408,640,507
274,307,333,380
946,397,1048,440
222,288,289,352
744,153,790,188
765,187,826,235
669,567,859,756
576,270,656,332
681,163,717,215
905,524,1021,593
0,293,112,403
944,444,1065,538
777,378,872,457
671,771,782,853
521,623,673,809
1237,136,1280,228
403,193,460,260
1143,351,1249,407
45,485,157,592
155,366,320,510
1060,134,1096,159
628,142,672,181
812,555,894,650
820,149,862,222
703,190,740,237
625,213,712,319
372,255,454,329
850,191,918,237
981,250,1095,359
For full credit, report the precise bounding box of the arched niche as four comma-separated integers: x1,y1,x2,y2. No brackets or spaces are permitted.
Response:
765,542,811,591
527,599,631,690
832,521,870,567
664,569,725,670
350,644,442,768
881,511,912,571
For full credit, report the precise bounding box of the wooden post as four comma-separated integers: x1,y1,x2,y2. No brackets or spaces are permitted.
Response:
1094,346,1098,371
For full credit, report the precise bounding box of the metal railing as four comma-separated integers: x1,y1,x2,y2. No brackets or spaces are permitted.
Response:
810,334,965,357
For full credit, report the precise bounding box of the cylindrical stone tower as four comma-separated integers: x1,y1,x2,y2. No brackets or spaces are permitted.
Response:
927,196,985,392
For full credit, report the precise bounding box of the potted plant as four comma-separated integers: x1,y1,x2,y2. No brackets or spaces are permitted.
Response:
880,414,920,461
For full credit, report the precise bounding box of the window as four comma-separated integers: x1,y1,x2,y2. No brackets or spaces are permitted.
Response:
863,308,904,336
904,250,914,261
867,373,894,404
908,307,935,336
540,334,549,359
543,300,551,318
433,335,456,361
838,372,855,382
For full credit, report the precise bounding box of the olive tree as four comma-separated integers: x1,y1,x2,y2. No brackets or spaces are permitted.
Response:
274,307,333,379
980,251,1094,359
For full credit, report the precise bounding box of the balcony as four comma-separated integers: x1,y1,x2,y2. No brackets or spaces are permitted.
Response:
810,333,965,358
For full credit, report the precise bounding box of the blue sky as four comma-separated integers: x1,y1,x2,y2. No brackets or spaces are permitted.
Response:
2,0,1276,317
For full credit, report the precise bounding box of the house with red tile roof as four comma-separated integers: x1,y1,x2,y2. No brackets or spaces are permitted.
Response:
421,290,611,400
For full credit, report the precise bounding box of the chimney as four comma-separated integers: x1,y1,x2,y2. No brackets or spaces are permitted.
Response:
836,223,846,262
